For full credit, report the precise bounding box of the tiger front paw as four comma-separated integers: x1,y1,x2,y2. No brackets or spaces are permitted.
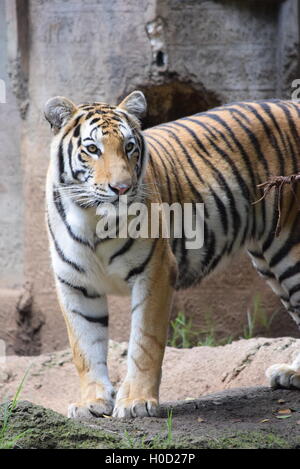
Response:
112,398,158,418
68,398,114,420
266,363,300,389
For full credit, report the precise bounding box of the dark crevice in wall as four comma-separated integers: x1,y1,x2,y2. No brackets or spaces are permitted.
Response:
14,283,44,355
123,78,221,130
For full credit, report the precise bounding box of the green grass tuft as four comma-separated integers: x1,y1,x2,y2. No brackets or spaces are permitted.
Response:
0,366,32,449
243,293,279,339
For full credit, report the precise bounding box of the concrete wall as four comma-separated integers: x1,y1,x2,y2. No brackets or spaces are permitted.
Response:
0,1,25,354
1,0,299,354
156,0,280,102
0,1,23,288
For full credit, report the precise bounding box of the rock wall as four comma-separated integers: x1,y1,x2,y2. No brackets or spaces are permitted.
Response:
0,0,299,354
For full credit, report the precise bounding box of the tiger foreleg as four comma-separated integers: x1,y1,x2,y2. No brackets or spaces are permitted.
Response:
113,242,176,418
57,288,115,419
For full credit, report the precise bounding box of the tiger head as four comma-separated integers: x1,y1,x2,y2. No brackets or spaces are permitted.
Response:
45,91,148,206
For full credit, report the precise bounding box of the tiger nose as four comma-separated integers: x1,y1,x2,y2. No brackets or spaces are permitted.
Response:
109,182,131,195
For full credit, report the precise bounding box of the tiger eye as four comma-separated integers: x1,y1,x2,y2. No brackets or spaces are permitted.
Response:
125,142,135,153
87,144,98,154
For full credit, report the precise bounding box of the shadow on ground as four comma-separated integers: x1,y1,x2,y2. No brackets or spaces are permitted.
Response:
1,387,300,449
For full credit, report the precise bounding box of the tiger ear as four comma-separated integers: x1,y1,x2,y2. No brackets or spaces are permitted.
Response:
44,96,77,133
118,91,147,119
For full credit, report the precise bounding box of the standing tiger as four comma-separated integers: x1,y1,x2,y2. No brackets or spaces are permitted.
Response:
45,91,300,419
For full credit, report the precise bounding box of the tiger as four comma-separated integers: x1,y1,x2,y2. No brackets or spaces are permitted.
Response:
45,91,300,419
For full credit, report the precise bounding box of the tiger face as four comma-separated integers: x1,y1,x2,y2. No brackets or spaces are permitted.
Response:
45,91,148,207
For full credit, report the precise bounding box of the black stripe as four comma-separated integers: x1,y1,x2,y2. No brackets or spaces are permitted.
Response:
174,119,250,202
69,115,82,136
67,138,76,179
257,269,275,279
207,183,228,235
151,127,206,205
73,124,81,138
159,123,207,188
71,309,108,326
205,121,234,152
206,243,228,276
258,103,288,175
131,298,146,314
57,114,83,182
47,216,85,273
157,125,241,253
147,150,160,182
240,103,285,175
146,140,173,202
198,112,257,191
289,284,300,299
188,111,259,239
202,228,216,273
248,250,264,259
152,127,204,189
125,239,158,281
230,113,269,175
53,187,94,249
274,102,299,172
172,120,210,157
109,238,135,264
279,261,300,283
219,105,251,124
146,134,188,217
280,295,289,303
58,143,65,183
146,132,203,278
269,218,300,268
85,111,95,120
57,275,101,299
89,117,101,126
262,190,279,253
137,135,146,179
79,105,94,111
146,135,186,203
179,205,188,277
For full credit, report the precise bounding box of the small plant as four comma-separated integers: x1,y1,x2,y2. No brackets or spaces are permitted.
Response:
243,308,256,340
243,294,278,339
168,312,196,348
198,332,233,347
169,311,231,348
166,409,173,446
196,326,218,346
121,430,147,449
120,409,174,449
0,367,31,449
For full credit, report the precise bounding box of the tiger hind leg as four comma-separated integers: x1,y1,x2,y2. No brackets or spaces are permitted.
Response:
248,242,300,390
265,283,300,390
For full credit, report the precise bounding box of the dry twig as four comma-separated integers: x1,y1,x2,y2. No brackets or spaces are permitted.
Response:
253,173,300,237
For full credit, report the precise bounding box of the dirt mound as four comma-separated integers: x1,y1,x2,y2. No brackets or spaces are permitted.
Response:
1,337,299,417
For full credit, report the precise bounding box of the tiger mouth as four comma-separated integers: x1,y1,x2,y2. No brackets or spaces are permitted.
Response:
75,189,138,208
